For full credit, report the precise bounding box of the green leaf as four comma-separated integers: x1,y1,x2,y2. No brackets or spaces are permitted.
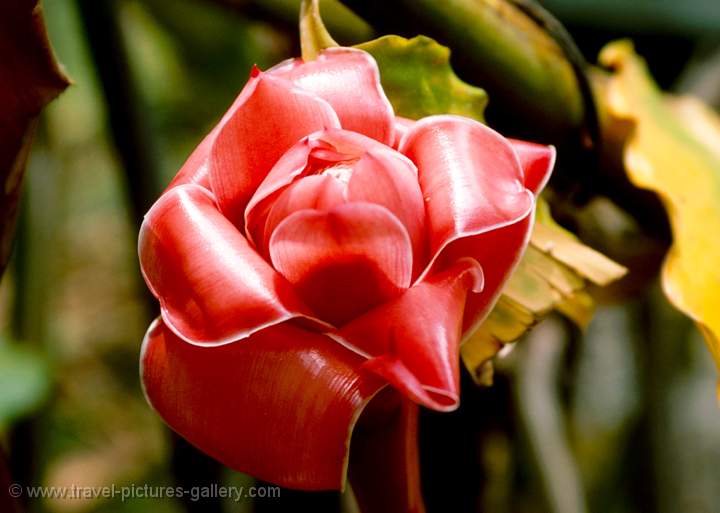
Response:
0,342,51,427
356,35,488,122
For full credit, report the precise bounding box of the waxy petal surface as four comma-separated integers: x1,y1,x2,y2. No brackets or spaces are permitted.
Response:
438,214,534,335
141,319,384,490
245,129,389,244
269,202,413,326
263,174,347,248
340,259,483,411
210,70,340,227
391,116,415,149
270,48,395,145
399,116,545,334
256,148,426,274
348,150,427,275
139,184,315,345
399,115,533,262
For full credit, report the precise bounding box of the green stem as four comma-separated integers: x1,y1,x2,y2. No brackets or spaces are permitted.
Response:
300,0,338,60
339,0,585,142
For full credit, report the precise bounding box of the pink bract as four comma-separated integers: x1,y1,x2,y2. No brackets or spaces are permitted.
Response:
139,47,554,511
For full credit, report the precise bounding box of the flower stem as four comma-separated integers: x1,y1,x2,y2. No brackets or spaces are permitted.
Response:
300,0,339,60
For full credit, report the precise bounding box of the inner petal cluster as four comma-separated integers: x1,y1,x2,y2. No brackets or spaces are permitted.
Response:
244,130,427,327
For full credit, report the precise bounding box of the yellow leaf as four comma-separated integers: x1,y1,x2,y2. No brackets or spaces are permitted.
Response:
599,40,720,369
461,204,627,384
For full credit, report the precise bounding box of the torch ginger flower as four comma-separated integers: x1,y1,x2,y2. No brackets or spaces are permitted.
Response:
138,47,554,512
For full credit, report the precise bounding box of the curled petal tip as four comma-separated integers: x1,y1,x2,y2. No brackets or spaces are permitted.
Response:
509,139,556,195
456,257,485,293
250,64,261,78
363,356,460,412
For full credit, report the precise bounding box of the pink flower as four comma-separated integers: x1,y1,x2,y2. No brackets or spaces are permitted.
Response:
139,47,554,511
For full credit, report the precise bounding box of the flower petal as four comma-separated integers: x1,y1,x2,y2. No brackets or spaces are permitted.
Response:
245,128,390,245
349,392,426,513
510,138,556,194
398,115,545,335
140,318,384,490
348,150,427,276
139,184,319,345
438,214,534,335
270,48,395,145
262,174,346,249
209,69,341,228
255,145,427,275
339,258,483,411
398,115,534,263
269,202,413,326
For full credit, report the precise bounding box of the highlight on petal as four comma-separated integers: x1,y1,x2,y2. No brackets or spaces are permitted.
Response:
140,318,385,490
269,202,413,326
269,47,395,145
349,392,426,513
139,184,318,345
209,69,341,227
339,258,484,411
510,138,556,194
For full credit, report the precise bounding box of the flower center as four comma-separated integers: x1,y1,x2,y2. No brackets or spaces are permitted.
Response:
318,160,359,187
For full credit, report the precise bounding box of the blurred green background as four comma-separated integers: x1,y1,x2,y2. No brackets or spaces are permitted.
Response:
1,1,719,512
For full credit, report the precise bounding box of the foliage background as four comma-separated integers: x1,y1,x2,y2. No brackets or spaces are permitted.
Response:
1,1,720,512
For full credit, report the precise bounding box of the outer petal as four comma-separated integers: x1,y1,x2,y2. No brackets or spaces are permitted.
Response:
139,184,319,345
270,48,395,145
209,68,341,227
399,115,533,264
399,116,545,334
140,318,384,490
350,392,426,513
269,202,413,326
509,138,556,194
339,258,483,411
439,214,534,335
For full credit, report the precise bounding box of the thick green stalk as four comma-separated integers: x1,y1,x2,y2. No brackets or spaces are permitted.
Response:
339,0,586,142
